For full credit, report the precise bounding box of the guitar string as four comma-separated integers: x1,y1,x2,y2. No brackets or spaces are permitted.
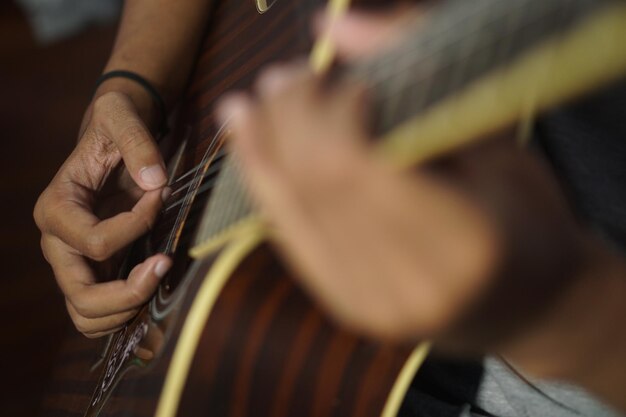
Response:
160,135,222,255
356,0,587,92
366,0,586,132
168,148,226,189
170,153,225,192
158,0,598,217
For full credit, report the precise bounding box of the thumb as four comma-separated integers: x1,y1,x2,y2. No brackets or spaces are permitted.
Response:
313,5,423,61
93,91,167,191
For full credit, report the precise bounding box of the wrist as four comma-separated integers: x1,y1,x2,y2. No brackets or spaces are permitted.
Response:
503,239,626,410
93,76,161,134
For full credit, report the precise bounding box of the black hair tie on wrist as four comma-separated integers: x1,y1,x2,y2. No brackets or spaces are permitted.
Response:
95,70,169,138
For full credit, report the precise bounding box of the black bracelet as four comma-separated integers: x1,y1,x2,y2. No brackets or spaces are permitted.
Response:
95,70,169,137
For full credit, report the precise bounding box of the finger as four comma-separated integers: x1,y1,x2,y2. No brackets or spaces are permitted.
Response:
43,235,171,318
92,92,167,190
42,186,163,261
66,298,138,336
255,64,319,163
254,63,334,159
255,64,370,178
69,254,172,318
254,63,368,145
218,93,277,184
313,5,423,60
254,61,315,99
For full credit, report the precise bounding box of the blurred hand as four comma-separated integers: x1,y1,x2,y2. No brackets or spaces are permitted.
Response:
313,2,423,61
34,88,172,338
219,64,585,343
216,7,603,375
219,68,499,340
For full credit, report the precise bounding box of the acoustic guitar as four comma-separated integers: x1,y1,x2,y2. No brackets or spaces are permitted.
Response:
42,0,626,416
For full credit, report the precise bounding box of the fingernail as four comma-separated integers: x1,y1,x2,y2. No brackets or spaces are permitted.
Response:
161,186,172,202
140,165,167,188
154,259,171,278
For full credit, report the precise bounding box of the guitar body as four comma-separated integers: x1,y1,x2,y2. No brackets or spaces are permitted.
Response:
43,1,416,416
43,0,626,414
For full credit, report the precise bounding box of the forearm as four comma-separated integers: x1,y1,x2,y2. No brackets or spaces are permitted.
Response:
95,0,213,127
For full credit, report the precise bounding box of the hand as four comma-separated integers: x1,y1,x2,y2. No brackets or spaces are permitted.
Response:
218,64,584,342
223,7,626,409
34,86,172,338
312,2,423,61
216,7,615,372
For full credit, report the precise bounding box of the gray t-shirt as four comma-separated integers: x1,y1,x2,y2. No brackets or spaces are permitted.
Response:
400,356,621,417
399,80,626,417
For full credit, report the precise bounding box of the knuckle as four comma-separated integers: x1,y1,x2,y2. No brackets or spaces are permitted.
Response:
33,191,50,230
70,297,93,319
71,315,89,334
66,298,95,328
40,236,51,262
34,190,73,237
83,233,111,261
33,196,43,228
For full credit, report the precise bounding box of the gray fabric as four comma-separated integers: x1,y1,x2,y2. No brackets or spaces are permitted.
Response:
477,357,621,417
399,356,622,417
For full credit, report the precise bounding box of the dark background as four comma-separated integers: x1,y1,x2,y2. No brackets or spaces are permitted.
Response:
0,2,117,415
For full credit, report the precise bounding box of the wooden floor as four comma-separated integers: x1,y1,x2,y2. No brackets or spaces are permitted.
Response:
0,3,117,415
